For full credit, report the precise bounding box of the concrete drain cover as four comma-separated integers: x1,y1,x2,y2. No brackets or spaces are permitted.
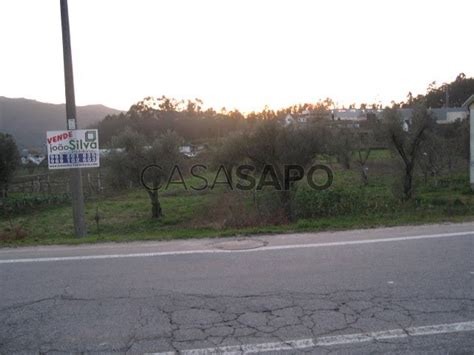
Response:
211,238,267,250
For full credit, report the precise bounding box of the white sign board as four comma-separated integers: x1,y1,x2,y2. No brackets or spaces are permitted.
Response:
47,129,100,169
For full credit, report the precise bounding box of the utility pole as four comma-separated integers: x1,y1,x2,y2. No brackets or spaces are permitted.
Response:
60,0,87,237
445,85,450,108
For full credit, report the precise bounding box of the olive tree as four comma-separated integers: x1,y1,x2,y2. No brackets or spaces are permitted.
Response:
0,133,20,198
417,131,446,185
106,129,182,218
218,120,327,220
332,128,354,169
106,128,147,188
418,119,469,185
143,131,182,218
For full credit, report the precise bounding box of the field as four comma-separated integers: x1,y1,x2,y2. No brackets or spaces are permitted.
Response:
2,149,474,246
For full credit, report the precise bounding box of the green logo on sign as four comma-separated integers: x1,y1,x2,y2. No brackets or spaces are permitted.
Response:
85,131,97,142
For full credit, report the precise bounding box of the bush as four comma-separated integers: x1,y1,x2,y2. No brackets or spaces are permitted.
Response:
0,225,27,242
191,190,289,229
0,133,20,198
294,186,400,218
0,194,70,216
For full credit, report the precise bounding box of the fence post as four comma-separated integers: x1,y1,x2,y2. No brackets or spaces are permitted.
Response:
97,172,102,194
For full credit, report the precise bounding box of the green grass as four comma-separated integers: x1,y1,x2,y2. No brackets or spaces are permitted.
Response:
2,201,473,247
366,148,393,161
2,164,474,247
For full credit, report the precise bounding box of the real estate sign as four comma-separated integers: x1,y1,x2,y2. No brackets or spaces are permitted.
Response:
47,129,100,169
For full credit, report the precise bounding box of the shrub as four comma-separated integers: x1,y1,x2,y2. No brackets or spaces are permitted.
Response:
0,225,28,242
294,186,400,218
0,133,20,198
191,190,289,229
0,194,70,216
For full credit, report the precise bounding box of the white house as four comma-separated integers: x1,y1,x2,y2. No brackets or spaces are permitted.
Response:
430,108,468,124
284,114,295,126
283,112,311,126
21,154,45,166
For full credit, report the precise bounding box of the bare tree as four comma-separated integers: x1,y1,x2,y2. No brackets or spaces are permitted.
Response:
356,150,370,185
354,132,372,185
378,105,433,200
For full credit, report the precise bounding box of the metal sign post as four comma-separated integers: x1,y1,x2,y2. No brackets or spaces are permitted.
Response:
60,0,86,237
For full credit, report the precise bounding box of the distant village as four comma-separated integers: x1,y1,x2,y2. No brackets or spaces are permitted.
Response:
20,144,208,170
283,107,468,127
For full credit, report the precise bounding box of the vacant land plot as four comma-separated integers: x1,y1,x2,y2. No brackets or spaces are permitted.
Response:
2,149,474,246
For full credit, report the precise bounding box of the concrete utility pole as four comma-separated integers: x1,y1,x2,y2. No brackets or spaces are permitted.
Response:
463,95,474,191
60,0,87,237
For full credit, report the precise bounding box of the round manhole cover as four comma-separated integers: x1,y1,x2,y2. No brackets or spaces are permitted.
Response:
211,238,267,250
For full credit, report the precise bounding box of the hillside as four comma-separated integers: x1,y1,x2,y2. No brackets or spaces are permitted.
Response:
0,96,122,149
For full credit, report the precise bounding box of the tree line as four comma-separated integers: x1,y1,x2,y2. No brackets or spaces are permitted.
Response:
102,103,469,220
95,74,474,145
2,73,472,220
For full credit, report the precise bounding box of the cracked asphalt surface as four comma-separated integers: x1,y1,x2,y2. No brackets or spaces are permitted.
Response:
1,223,473,354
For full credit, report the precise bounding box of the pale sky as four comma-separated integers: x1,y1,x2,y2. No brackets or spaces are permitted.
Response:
1,0,473,112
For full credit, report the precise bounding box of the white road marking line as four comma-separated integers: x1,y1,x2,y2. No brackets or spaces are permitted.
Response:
387,281,395,284
407,321,474,336
315,328,408,346
148,320,474,354
0,230,472,264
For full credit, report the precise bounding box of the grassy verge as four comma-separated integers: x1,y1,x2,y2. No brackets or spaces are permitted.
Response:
1,207,473,247
2,165,474,247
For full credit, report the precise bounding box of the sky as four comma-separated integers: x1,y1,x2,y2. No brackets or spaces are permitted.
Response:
0,0,473,112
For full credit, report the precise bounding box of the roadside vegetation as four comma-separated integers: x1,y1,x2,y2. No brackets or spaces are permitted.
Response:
1,74,474,246
1,143,474,246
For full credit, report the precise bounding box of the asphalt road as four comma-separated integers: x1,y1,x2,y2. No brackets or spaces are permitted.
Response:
1,223,473,354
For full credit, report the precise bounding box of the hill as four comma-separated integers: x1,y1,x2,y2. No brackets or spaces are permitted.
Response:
0,96,122,149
